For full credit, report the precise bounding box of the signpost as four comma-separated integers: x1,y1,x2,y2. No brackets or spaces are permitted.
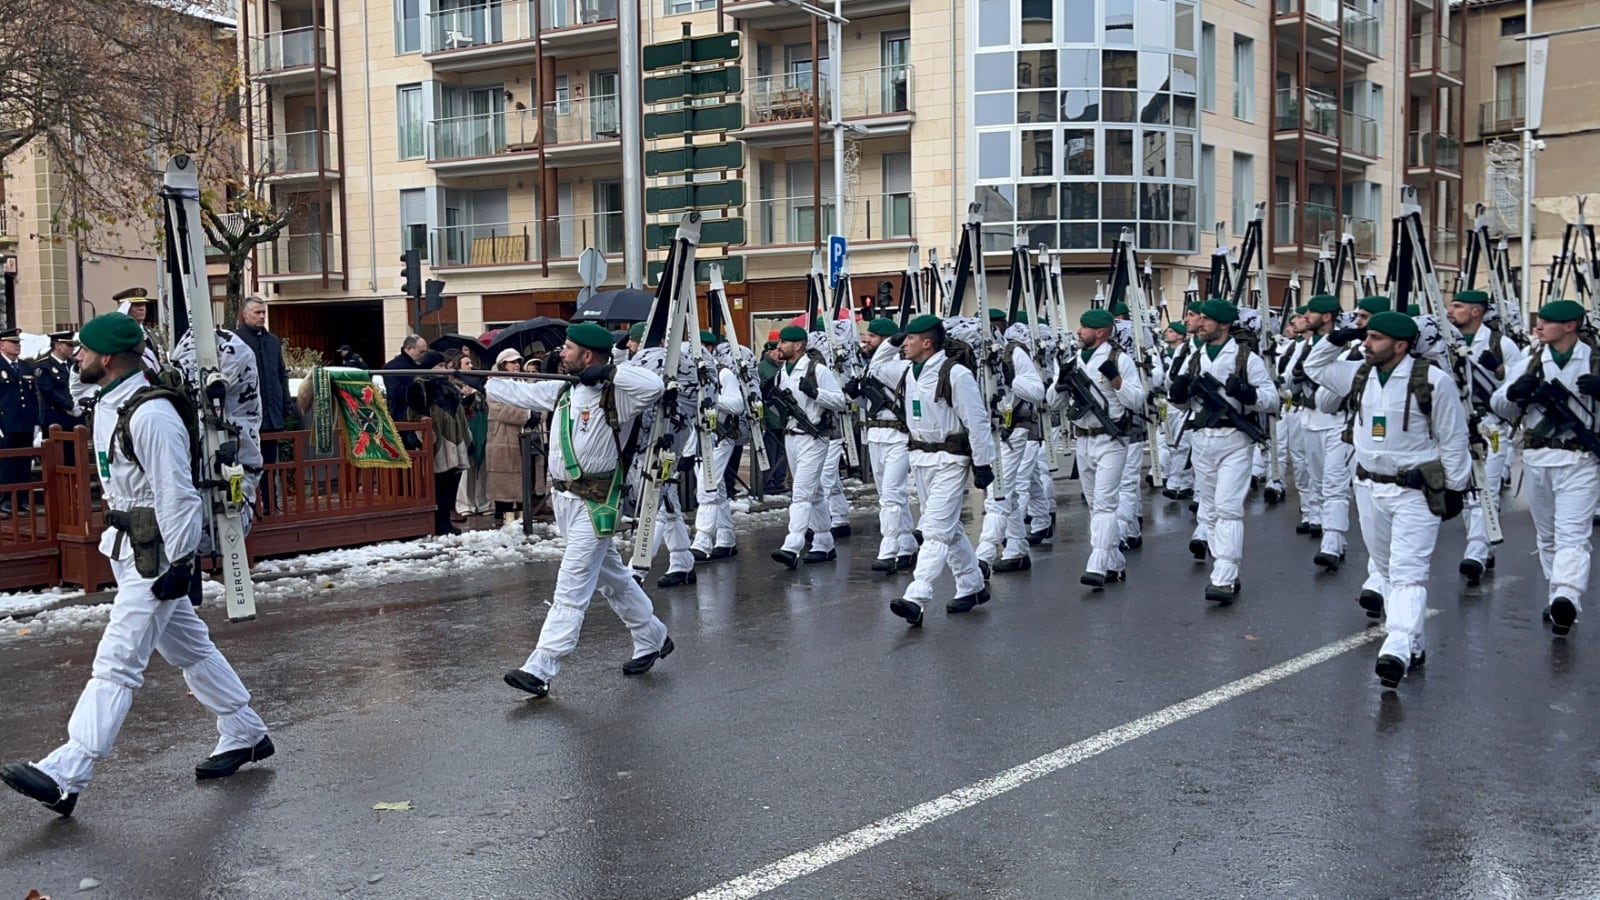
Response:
829,234,848,288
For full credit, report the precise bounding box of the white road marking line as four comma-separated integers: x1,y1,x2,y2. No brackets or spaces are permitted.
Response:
687,613,1438,900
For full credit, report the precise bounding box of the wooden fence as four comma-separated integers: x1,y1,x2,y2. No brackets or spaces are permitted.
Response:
0,423,436,593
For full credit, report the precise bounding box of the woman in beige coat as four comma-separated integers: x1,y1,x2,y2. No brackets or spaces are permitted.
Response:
486,348,535,520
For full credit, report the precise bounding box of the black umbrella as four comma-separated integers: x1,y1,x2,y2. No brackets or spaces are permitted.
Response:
486,316,569,361
428,333,492,368
571,288,655,324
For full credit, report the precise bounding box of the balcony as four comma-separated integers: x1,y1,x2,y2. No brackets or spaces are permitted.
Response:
1409,33,1463,82
1348,215,1379,256
426,97,620,174
422,0,536,72
1274,87,1339,139
1274,0,1381,65
249,27,337,86
1272,89,1377,167
1341,110,1379,160
538,0,619,57
1432,227,1461,268
431,213,622,268
721,0,909,30
1273,201,1337,249
539,95,622,163
741,65,914,146
255,130,340,182
1479,99,1525,137
257,233,343,282
1407,130,1461,174
745,192,914,253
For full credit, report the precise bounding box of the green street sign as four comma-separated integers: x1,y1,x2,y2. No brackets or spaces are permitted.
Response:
645,180,746,214
644,141,745,177
643,102,745,139
647,217,746,249
642,32,742,72
648,256,746,285
644,67,742,104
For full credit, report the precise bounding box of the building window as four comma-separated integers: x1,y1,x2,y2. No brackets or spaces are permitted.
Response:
1200,144,1214,230
1232,151,1253,236
663,0,714,13
1232,36,1254,121
1501,14,1526,37
1496,63,1525,121
398,85,425,159
401,189,429,260
1200,23,1216,112
395,0,421,53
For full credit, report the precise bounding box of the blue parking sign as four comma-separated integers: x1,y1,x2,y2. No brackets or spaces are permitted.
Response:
828,234,847,288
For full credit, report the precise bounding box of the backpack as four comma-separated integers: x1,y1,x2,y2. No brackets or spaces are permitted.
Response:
1340,358,1434,444
935,338,979,405
112,366,203,474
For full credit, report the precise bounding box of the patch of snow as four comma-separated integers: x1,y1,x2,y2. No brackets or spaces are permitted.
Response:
0,586,85,619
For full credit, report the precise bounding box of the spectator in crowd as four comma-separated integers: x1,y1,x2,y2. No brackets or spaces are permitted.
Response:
408,350,476,536
235,297,293,460
336,345,369,369
487,348,533,522
453,351,492,519
0,328,39,516
383,334,430,445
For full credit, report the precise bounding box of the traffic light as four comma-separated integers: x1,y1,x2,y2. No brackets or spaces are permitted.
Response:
400,249,422,299
423,278,446,314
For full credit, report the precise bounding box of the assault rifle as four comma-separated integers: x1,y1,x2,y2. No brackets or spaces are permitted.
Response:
1189,373,1269,445
1055,363,1126,439
767,388,831,441
1529,380,1600,461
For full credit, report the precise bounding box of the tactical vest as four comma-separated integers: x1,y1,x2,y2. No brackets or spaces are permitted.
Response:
1341,358,1435,444
110,368,202,474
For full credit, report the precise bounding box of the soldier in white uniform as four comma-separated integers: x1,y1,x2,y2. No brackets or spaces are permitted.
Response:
690,330,747,562
883,315,997,627
625,336,700,588
855,317,918,573
1165,299,1281,604
487,323,672,697
1448,289,1524,583
1048,309,1143,588
1,313,272,818
1297,294,1357,572
1160,313,1200,501
1491,300,1599,637
1024,315,1060,545
1306,311,1471,687
1280,309,1318,534
769,325,848,568
976,319,1046,572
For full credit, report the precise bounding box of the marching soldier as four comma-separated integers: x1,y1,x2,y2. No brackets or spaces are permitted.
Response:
815,316,855,541
1490,300,1598,638
976,317,1045,573
1024,313,1059,546
113,287,164,370
1,313,274,817
1306,311,1470,688
485,322,674,698
855,317,918,573
1298,294,1356,572
690,330,746,562
0,327,39,516
1447,289,1524,583
1281,308,1320,535
769,324,848,568
1155,320,1192,500
884,315,996,626
1160,311,1200,501
626,333,700,588
1165,299,1280,604
1049,309,1143,589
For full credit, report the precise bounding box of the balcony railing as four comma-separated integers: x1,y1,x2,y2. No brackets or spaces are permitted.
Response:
1409,33,1463,79
1348,215,1378,256
540,0,618,28
748,65,913,125
1408,130,1461,170
1342,8,1380,57
1432,227,1461,267
431,213,623,265
542,94,621,143
1275,0,1340,20
424,0,532,52
250,26,334,75
1273,201,1336,246
1275,87,1339,137
1342,109,1378,157
751,192,914,245
1479,99,1525,136
256,130,336,174
258,233,341,277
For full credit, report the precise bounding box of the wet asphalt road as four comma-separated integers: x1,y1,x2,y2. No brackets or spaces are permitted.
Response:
2,479,1598,899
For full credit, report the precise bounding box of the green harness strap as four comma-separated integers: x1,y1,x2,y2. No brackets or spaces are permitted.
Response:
556,388,625,537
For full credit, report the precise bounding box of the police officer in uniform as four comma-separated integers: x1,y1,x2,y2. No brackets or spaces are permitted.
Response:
0,327,39,515
0,314,274,817
34,330,83,466
1491,299,1598,638
113,287,164,371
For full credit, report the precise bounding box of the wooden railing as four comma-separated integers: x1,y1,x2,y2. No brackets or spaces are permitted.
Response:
0,422,438,593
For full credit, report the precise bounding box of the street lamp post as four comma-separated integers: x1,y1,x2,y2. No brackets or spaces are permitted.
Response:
776,0,849,240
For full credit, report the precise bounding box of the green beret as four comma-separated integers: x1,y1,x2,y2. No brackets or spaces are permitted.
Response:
567,322,616,353
905,314,942,335
1357,295,1390,314
700,329,719,344
867,318,899,337
1113,302,1130,316
810,315,826,332
1307,294,1340,314
1166,320,1187,335
1014,310,1029,325
1405,304,1421,317
1537,299,1586,324
1453,289,1490,306
628,322,647,342
1295,305,1309,315
779,325,809,342
988,308,1007,321
77,312,145,354
1366,311,1418,340
1080,309,1115,329
1199,299,1239,324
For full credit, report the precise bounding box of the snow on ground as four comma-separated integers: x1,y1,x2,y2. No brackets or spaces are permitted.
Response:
0,587,87,620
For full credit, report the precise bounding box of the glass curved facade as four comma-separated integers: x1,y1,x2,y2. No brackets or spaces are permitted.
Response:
968,0,1200,254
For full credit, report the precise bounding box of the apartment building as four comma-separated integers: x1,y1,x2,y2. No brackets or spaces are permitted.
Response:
1461,0,1599,295
239,0,1468,360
